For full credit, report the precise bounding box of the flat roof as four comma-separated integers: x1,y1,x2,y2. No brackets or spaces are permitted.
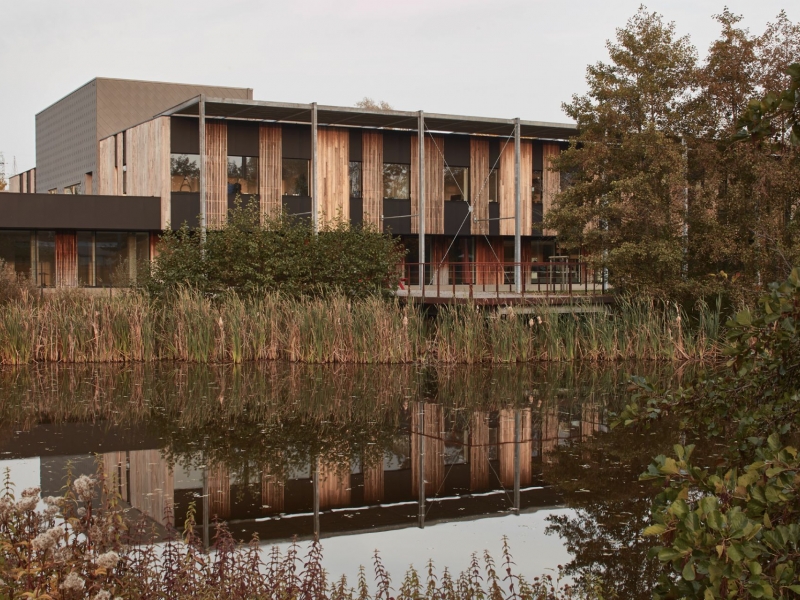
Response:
158,96,576,140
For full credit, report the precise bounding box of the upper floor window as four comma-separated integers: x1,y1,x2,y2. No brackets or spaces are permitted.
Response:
488,169,498,203
228,156,258,196
63,183,80,195
171,154,200,193
533,170,543,203
282,158,309,196
349,162,362,198
444,167,468,201
383,163,410,200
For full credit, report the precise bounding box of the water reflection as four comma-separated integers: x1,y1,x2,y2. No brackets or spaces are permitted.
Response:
0,362,687,595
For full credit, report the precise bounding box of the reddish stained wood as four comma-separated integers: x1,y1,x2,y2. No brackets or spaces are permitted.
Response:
470,139,490,235
55,232,77,288
259,125,282,218
362,131,383,227
205,122,227,228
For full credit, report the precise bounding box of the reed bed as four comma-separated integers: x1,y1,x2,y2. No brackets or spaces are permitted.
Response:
0,289,721,364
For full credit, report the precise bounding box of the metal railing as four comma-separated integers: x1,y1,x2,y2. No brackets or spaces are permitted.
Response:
395,261,607,300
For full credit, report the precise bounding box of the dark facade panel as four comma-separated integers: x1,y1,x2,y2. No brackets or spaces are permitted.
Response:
282,195,312,216
227,121,259,156
171,117,199,154
349,197,363,225
444,201,471,236
171,192,201,229
383,131,411,164
489,139,500,168
489,202,500,236
282,125,311,159
444,135,470,167
349,130,362,162
382,199,411,234
0,193,161,230
533,141,543,171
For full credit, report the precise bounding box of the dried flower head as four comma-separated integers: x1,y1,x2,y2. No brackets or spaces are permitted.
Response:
32,531,57,552
93,591,111,600
15,496,38,512
60,572,85,592
73,475,96,501
21,487,41,498
96,550,119,570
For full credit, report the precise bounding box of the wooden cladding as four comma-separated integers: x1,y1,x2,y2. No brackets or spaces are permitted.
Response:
469,411,490,492
318,461,351,510
55,232,77,288
259,125,282,218
318,127,349,223
208,462,231,519
498,409,532,488
362,131,383,226
128,449,174,527
410,136,445,235
261,471,285,515
97,137,117,195
363,463,384,503
204,122,227,229
411,402,444,496
470,139,490,235
542,143,561,236
497,141,532,236
125,117,171,228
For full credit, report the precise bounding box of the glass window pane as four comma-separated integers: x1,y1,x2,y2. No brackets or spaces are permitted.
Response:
349,162,362,198
171,154,200,192
227,156,259,196
282,159,309,196
0,230,33,280
77,231,94,286
444,167,468,201
36,231,56,288
383,163,410,200
95,232,130,287
488,169,498,203
532,170,543,203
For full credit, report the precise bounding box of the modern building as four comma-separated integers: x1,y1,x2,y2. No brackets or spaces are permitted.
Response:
1,78,579,292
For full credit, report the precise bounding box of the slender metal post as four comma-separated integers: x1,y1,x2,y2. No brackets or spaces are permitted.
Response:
313,455,320,537
202,461,209,548
418,111,426,284
513,118,521,294
198,95,207,241
418,404,426,528
311,102,319,233
513,409,521,512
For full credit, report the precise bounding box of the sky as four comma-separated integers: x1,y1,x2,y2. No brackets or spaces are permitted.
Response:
1,0,797,174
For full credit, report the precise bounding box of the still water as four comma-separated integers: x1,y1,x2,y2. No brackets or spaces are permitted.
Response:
0,362,685,597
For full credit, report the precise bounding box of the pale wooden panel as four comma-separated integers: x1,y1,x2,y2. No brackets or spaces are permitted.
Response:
261,469,285,514
362,131,383,227
363,462,384,503
470,139,491,235
411,402,444,496
97,137,117,195
30,169,36,193
205,122,227,228
498,409,532,488
469,411,490,492
116,135,124,195
55,232,77,288
319,462,351,509
103,451,128,503
84,172,93,196
318,127,349,224
128,449,174,527
498,143,515,236
8,174,19,193
425,136,445,235
541,405,559,457
208,462,230,519
259,125,282,218
520,141,533,235
410,135,419,234
542,143,561,237
125,117,171,228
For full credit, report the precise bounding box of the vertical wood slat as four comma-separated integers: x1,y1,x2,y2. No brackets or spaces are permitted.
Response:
363,462,384,503
207,462,231,519
261,469,285,514
470,139,491,235
498,409,532,488
520,141,533,236
410,135,445,235
124,117,171,228
103,451,128,503
542,143,561,236
475,237,503,285
318,462,351,509
204,122,228,228
498,141,532,236
410,135,419,234
318,127,349,224
411,402,444,496
362,131,383,227
97,137,117,195
469,411,490,492
128,449,174,527
259,125,282,218
116,134,124,195
55,232,77,288
541,405,559,457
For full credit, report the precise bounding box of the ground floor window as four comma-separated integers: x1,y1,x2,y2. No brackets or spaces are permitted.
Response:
94,232,150,287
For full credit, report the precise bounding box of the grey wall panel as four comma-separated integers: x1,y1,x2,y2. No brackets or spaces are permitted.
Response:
0,193,160,230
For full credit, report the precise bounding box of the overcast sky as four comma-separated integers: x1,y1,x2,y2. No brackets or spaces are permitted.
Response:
1,0,796,174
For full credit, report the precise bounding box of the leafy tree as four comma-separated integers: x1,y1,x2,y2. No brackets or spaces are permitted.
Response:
355,97,393,111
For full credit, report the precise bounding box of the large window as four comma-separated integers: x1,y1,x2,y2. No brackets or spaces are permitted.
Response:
77,231,94,286
227,156,258,196
383,163,410,200
444,167,469,202
171,154,200,193
35,231,55,287
282,158,309,196
95,232,150,287
349,162,362,198
0,230,33,279
532,170,543,203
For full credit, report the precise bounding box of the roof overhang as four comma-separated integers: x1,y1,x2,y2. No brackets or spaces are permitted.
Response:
159,96,576,140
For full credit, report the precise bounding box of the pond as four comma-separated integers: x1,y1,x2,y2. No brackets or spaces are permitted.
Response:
0,362,689,598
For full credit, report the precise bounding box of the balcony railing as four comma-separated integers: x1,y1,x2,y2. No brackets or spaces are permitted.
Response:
395,261,608,300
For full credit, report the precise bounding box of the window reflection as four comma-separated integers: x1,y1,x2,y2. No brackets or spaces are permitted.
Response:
228,156,258,196
488,169,498,203
0,230,33,280
77,232,94,286
383,163,410,200
36,231,55,287
444,167,469,201
171,154,200,193
95,232,151,287
282,158,309,196
349,162,362,198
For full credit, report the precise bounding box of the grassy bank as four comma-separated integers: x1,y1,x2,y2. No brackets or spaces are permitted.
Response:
0,289,721,364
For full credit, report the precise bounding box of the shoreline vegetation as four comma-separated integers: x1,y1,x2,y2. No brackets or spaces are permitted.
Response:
0,288,722,365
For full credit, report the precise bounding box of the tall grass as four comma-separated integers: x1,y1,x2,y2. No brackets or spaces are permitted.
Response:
0,289,721,364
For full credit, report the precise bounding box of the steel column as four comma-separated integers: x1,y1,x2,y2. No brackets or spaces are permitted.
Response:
198,95,207,241
418,111,426,281
514,118,521,294
311,102,319,233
